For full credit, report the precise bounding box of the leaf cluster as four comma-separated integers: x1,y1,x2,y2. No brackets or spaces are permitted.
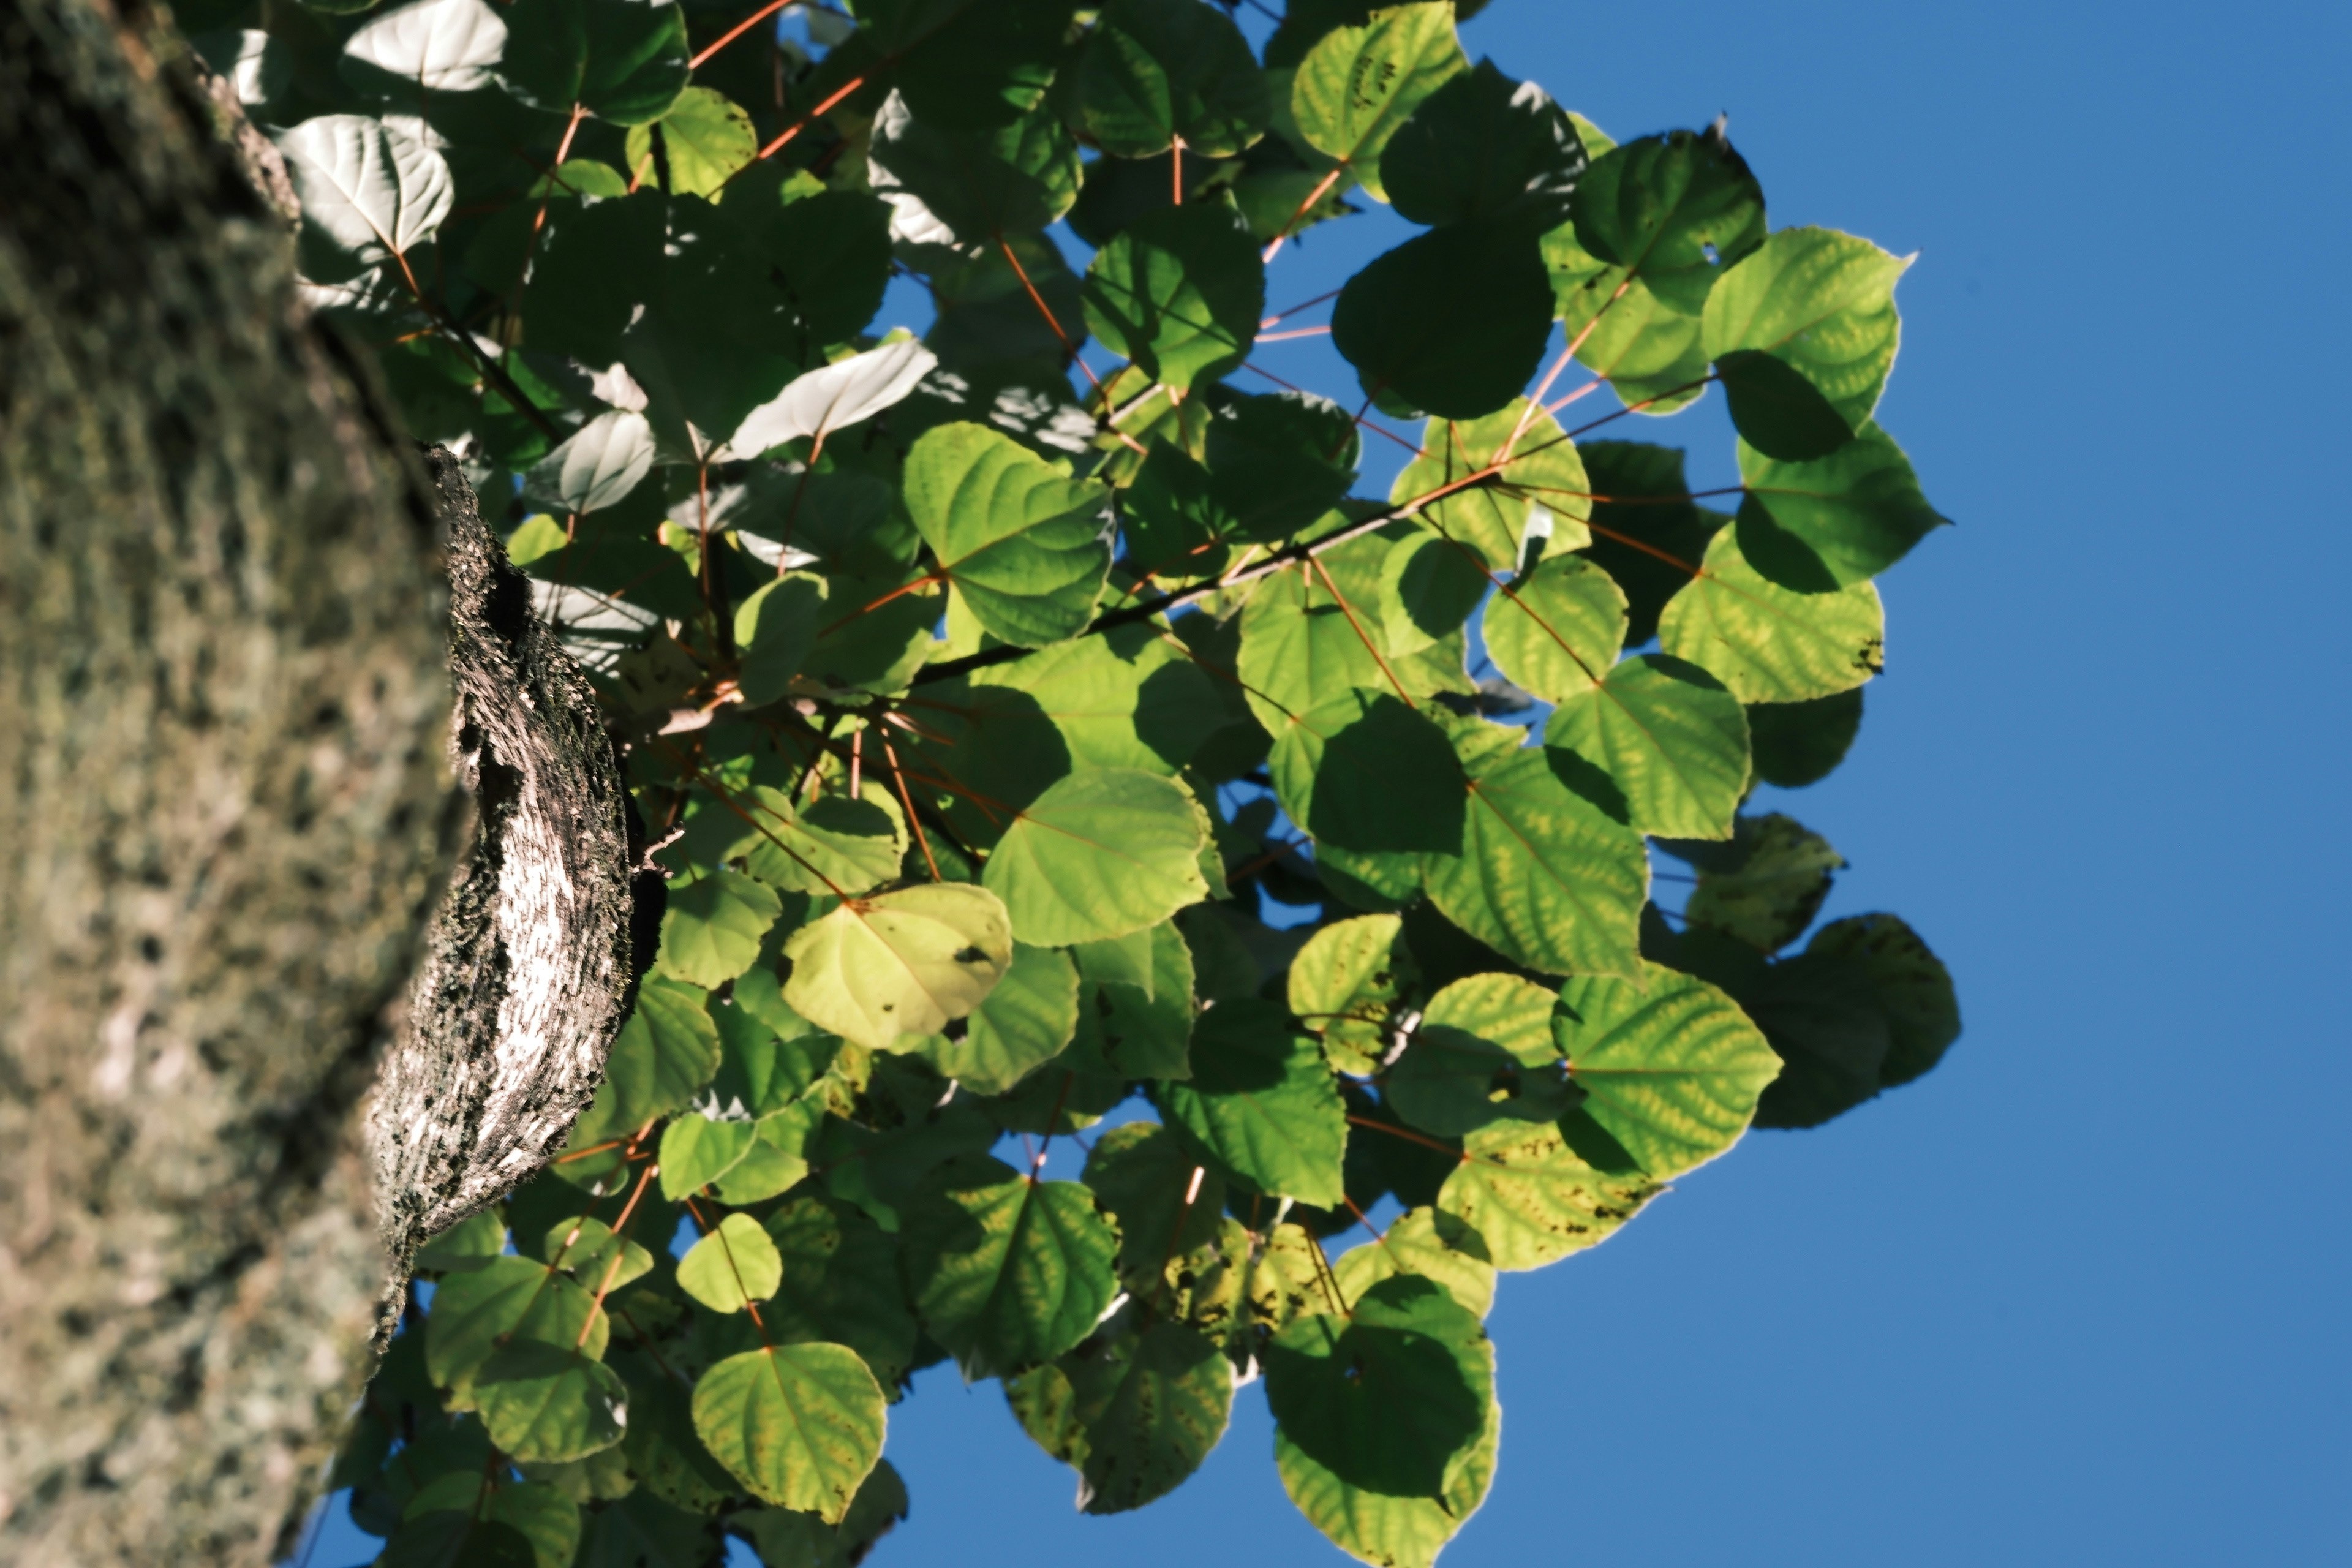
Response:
223,1,1959,1562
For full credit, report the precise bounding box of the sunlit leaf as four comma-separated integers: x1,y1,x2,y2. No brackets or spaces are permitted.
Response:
900,1153,1121,1378
981,769,1208,945
781,883,1015,1050
692,1344,886,1523
1658,526,1885,703
1158,997,1346,1207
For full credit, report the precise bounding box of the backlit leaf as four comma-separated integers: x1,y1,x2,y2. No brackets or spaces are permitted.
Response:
981,769,1209,945
1481,552,1627,702
1265,1275,1491,1498
1703,227,1908,461
1543,654,1749,839
1555,963,1780,1177
692,1344,886,1522
1437,1120,1657,1270
1735,424,1945,590
1158,997,1346,1207
1658,526,1885,703
1422,745,1648,979
1081,201,1264,392
900,1153,1121,1378
1289,1,1466,201
905,421,1112,646
782,883,1015,1050
676,1212,784,1312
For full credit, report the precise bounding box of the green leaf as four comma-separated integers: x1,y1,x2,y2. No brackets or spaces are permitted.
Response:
860,0,1076,129
904,421,1111,647
1378,530,1489,656
276,114,453,282
1574,441,1724,644
1276,1398,1497,1568
1068,1319,1234,1513
759,189,897,349
1332,222,1555,418
426,1256,610,1403
1390,397,1594,573
1554,963,1779,1177
475,1343,630,1464
1703,227,1909,461
1678,812,1844,952
692,1344,886,1523
1735,424,1945,590
1287,913,1417,1076
625,87,754,197
1657,525,1885,703
658,1114,760,1200
1389,972,1565,1137
1289,1,1466,202
676,1212,785,1312
1085,917,1199,1079
381,1511,538,1568
415,1206,507,1273
762,1196,922,1385
1081,201,1264,392
1329,1205,1496,1317
1236,549,1469,735
578,1492,723,1568
657,869,781,988
1543,654,1749,839
901,1153,1121,1378
1265,1274,1491,1498
1482,552,1627,701
806,571,944,695
1202,391,1359,542
919,941,1080,1095
1566,124,1766,317
1082,1120,1229,1280
1747,687,1863,788
1741,948,1893,1129
740,1460,910,1568
1079,0,1268,158
413,1479,580,1568
732,575,826,706
1801,912,1961,1088
602,978,723,1127
1545,124,1764,410
1158,997,1347,1207
1272,688,1466,855
733,786,907,900
1383,58,1586,231
981,768,1209,945
868,91,1081,243
710,1106,823,1204
781,883,1016,1051
497,0,691,124
1436,1120,1657,1270
541,1216,654,1294
1422,745,1647,979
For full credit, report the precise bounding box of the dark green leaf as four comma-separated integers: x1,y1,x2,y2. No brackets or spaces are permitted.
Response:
900,1153,1121,1377
1332,222,1555,418
1158,997,1347,1207
1703,227,1908,460
1079,0,1268,158
497,0,690,124
1384,58,1586,230
1746,687,1864,788
1081,200,1264,392
1735,424,1946,590
1265,1275,1491,1498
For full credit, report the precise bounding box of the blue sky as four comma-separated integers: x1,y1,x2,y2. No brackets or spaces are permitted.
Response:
303,0,2352,1562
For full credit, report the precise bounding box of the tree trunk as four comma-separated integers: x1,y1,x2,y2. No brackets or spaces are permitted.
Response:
0,1,454,1560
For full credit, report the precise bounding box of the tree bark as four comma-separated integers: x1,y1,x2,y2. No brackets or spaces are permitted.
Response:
369,449,661,1289
0,1,453,1560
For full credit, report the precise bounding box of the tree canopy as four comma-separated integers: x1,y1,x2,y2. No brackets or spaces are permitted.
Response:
207,0,1962,1561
